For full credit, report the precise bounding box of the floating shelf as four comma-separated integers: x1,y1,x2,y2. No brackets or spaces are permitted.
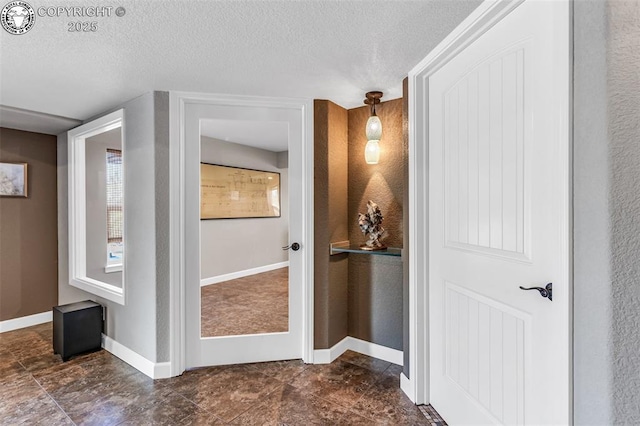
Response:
330,241,402,257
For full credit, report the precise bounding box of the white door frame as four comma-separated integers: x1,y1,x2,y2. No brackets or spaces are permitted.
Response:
168,92,315,376
405,0,572,407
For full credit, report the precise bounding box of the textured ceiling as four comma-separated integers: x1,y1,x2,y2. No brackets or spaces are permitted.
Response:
0,0,481,129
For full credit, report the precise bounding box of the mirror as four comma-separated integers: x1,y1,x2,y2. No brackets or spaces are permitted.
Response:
68,109,125,304
199,118,290,337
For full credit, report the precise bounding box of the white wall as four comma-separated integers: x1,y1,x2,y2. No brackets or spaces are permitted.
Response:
574,1,640,424
58,92,171,363
200,136,289,280
85,127,122,287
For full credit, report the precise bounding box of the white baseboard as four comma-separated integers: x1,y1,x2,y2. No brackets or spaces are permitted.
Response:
347,337,404,365
313,336,351,364
201,261,289,287
313,336,403,366
0,311,52,333
101,334,171,379
400,372,415,402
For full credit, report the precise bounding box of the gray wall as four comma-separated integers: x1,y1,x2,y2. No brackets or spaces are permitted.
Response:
85,127,122,287
58,91,171,363
200,136,289,280
573,1,640,424
154,92,171,363
348,255,403,350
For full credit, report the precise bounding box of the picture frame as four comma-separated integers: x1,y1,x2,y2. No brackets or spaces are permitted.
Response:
200,163,281,220
0,162,28,197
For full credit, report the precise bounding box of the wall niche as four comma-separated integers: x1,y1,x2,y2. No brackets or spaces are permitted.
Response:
314,92,407,356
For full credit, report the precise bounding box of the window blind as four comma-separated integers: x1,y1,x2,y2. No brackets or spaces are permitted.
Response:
106,149,123,243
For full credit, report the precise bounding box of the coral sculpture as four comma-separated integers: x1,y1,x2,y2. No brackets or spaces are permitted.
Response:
357,200,387,250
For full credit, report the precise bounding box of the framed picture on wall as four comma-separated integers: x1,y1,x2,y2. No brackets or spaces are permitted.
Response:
200,163,281,219
0,162,28,197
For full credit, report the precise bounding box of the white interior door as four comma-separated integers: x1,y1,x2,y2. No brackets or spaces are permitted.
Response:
184,99,305,368
428,1,570,424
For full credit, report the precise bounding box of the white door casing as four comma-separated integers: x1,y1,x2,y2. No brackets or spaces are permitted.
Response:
169,93,315,374
407,0,532,405
427,1,571,425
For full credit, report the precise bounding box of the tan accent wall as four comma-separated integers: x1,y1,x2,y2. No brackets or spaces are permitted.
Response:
347,99,405,350
348,99,404,247
314,96,406,351
0,128,58,321
313,100,349,349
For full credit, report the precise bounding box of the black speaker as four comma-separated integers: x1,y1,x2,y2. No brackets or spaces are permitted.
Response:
53,300,103,361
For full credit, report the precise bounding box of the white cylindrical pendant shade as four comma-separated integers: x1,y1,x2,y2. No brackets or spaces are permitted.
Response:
365,115,382,140
365,140,380,164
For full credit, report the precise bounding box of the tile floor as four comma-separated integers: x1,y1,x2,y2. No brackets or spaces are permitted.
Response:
201,268,288,337
0,322,446,425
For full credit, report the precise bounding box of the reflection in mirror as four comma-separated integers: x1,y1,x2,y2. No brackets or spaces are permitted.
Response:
199,119,289,337
68,109,125,304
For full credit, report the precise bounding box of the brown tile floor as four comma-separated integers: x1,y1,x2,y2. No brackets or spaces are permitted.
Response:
201,268,288,337
0,322,446,425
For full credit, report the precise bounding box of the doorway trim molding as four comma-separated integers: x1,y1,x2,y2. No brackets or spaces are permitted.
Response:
405,0,528,404
168,92,315,376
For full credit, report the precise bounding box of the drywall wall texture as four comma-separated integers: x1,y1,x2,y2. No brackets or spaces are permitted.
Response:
200,136,289,280
0,128,58,321
606,0,640,421
574,1,640,423
347,99,404,350
58,92,171,363
98,92,159,362
153,92,171,363
348,99,404,248
84,128,122,287
348,255,403,350
313,100,349,349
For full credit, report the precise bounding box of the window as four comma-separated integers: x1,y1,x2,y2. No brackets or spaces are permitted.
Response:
106,149,123,269
68,109,125,304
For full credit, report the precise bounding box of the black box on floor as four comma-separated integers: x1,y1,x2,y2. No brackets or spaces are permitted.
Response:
53,300,103,361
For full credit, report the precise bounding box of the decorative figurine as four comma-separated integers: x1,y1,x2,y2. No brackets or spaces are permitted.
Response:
357,200,387,250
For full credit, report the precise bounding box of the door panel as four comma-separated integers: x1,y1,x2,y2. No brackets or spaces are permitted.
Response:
184,102,304,368
444,43,530,262
198,144,290,339
429,1,570,424
445,281,527,425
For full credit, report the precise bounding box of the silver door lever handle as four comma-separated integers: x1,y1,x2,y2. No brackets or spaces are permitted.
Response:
519,283,552,301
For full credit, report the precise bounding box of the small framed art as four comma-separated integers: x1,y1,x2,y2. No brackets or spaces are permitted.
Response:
0,162,28,197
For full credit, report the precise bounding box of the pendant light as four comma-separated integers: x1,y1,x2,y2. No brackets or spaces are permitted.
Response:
364,91,383,164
